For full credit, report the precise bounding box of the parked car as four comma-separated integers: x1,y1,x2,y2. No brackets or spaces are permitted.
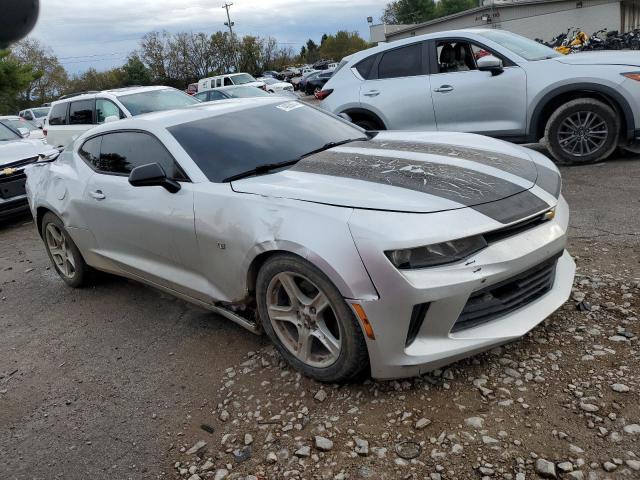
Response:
0,115,45,139
305,70,334,96
18,107,50,128
294,70,322,93
322,28,640,165
197,73,265,92
0,122,58,219
313,60,333,70
26,97,574,381
260,77,295,95
193,85,272,102
262,70,279,78
45,86,199,148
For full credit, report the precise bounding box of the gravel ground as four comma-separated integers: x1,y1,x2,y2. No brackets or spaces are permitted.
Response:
0,150,639,480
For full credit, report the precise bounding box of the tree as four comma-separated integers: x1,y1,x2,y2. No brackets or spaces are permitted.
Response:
65,67,126,93
122,55,151,86
381,0,436,24
302,39,320,64
319,31,370,62
437,0,477,17
381,0,474,24
0,49,35,113
11,38,67,106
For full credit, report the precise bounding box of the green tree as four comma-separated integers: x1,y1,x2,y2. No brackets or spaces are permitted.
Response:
0,49,35,114
319,31,370,62
237,35,262,76
122,55,151,86
382,0,437,24
436,0,477,17
11,38,67,107
303,39,320,63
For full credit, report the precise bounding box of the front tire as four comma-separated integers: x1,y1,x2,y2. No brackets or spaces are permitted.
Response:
42,212,91,288
544,98,619,165
256,254,369,383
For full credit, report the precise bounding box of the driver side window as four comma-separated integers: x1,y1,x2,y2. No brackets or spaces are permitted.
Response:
80,132,188,181
437,41,478,73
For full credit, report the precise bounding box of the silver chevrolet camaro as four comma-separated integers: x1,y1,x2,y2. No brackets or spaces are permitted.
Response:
25,98,575,382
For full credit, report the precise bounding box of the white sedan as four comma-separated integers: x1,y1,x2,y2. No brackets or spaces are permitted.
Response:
260,77,295,95
0,115,45,139
25,98,574,381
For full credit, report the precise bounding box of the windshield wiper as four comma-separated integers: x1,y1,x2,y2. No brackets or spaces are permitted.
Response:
223,159,301,182
298,137,368,160
223,138,368,183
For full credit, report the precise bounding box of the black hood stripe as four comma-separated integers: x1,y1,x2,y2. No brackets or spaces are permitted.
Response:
473,190,550,224
293,150,525,207
535,164,562,198
349,140,539,183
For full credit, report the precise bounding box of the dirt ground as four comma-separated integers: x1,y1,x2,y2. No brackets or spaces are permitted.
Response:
0,150,638,480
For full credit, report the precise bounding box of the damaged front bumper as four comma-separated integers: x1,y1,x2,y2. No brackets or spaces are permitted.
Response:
348,196,575,380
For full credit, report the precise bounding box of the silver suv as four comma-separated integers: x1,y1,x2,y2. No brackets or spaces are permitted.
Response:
321,29,640,165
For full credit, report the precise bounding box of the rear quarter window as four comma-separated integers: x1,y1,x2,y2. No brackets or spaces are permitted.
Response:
355,55,377,80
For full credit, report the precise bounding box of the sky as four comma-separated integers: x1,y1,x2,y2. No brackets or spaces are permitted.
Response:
27,0,387,74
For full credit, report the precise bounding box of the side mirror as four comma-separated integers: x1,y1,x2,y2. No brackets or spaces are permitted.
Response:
17,127,30,138
477,55,504,75
128,163,181,193
104,115,119,124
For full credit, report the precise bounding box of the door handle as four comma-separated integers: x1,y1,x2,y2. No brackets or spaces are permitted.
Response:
363,90,380,97
89,190,106,200
434,85,454,93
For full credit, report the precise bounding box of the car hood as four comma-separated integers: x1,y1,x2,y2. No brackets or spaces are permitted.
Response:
553,51,640,66
231,132,558,223
0,138,50,167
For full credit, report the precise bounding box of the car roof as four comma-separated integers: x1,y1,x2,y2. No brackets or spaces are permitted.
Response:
50,86,176,106
0,115,20,120
86,97,289,133
199,85,262,93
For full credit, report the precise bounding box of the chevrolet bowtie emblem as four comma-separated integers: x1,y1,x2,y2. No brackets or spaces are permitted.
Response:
1,167,17,176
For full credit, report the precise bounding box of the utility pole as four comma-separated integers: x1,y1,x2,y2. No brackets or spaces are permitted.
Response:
222,2,237,71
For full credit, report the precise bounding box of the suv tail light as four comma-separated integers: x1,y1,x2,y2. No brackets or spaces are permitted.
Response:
315,89,333,100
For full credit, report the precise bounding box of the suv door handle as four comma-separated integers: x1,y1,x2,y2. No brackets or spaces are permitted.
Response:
363,90,380,97
434,85,454,93
89,190,106,200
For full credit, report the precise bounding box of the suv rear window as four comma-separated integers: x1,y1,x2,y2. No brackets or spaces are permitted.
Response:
48,103,68,126
378,43,423,79
69,100,94,125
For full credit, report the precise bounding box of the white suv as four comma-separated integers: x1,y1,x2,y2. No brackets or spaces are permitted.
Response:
45,86,199,148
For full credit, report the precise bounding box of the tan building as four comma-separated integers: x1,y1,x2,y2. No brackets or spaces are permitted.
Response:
377,0,640,43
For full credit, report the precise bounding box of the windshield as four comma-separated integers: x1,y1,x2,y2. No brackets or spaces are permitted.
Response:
2,118,37,131
118,89,200,116
231,73,257,85
32,107,50,118
478,30,561,61
225,86,271,98
0,122,20,141
168,101,366,182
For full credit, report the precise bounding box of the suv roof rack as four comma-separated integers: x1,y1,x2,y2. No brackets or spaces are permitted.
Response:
58,90,100,100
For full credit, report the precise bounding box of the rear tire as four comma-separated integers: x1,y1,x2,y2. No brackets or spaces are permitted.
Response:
256,254,369,383
544,98,619,165
353,118,380,131
42,212,91,288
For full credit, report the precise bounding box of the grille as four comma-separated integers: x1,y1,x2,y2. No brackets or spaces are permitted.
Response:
483,212,551,244
452,252,562,333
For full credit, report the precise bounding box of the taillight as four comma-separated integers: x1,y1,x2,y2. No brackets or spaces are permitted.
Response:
43,129,47,136
315,89,333,100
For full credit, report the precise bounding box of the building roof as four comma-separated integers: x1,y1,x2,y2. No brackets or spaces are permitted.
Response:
386,0,585,38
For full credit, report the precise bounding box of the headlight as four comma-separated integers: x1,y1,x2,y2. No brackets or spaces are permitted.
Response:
385,235,488,269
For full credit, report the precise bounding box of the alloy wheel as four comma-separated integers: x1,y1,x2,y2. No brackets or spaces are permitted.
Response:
266,272,342,368
557,111,608,157
45,223,76,279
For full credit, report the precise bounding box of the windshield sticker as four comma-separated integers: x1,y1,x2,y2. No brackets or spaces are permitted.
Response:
276,102,303,112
